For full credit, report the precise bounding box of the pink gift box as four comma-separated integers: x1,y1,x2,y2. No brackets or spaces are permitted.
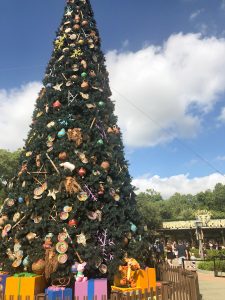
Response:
75,279,107,300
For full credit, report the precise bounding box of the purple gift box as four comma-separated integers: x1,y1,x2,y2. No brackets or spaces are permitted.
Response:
75,279,107,300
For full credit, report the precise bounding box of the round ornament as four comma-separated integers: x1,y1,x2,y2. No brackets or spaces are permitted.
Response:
59,152,68,161
26,151,32,157
47,121,55,128
78,167,86,177
32,259,45,275
18,197,24,204
58,128,66,138
6,198,15,207
58,232,68,242
73,24,80,30
99,264,107,274
101,161,110,170
77,192,88,202
98,101,105,107
97,139,104,146
58,254,68,264
63,206,72,213
60,212,69,221
81,20,88,26
33,216,42,224
68,219,78,227
56,241,68,254
81,72,87,78
53,100,62,108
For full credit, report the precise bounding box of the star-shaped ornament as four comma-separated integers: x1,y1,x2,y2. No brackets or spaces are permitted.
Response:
76,233,86,246
53,83,63,91
65,8,73,16
47,189,59,200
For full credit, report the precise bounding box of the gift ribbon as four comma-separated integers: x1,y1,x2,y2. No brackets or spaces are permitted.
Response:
47,286,66,299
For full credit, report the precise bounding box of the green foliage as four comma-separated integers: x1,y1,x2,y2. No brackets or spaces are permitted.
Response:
198,260,225,272
0,149,21,203
136,183,225,225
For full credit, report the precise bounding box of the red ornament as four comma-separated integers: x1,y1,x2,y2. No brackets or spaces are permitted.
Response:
53,100,62,109
101,161,110,170
78,167,86,177
68,219,78,227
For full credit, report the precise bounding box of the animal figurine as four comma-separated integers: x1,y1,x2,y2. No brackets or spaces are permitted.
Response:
75,262,88,282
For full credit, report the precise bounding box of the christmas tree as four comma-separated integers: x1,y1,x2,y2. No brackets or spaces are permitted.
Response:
0,0,148,282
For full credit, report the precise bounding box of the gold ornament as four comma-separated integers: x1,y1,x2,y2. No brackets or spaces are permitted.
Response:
71,48,83,58
67,128,83,146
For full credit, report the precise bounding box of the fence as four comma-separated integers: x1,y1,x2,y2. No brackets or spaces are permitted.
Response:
0,264,202,300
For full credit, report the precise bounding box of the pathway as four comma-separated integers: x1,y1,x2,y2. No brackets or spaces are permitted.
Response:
198,271,225,300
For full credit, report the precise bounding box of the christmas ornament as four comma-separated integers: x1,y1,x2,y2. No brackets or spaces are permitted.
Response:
47,121,55,128
76,233,86,246
60,162,75,172
71,263,78,273
53,83,63,91
63,176,81,194
47,189,59,200
22,256,29,269
58,232,68,242
75,262,88,282
130,223,137,233
77,191,88,202
89,70,96,77
58,128,66,138
78,167,86,177
6,198,15,207
98,101,105,107
32,259,45,275
81,81,89,90
56,241,68,254
18,197,24,204
60,212,69,221
82,20,88,26
74,14,80,23
67,128,83,146
78,152,88,164
59,152,68,161
26,232,37,241
87,210,102,221
81,72,87,78
63,206,72,213
48,134,56,142
73,24,80,30
71,48,83,58
101,161,110,170
81,60,87,69
58,254,68,264
13,213,20,223
99,264,107,274
26,151,32,157
97,139,104,145
68,219,78,227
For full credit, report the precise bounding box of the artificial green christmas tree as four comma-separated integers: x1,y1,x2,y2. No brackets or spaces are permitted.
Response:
0,0,149,283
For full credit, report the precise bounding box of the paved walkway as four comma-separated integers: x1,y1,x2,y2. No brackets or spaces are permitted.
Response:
198,271,225,300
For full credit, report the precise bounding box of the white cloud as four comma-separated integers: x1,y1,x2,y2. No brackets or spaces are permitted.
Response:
189,9,203,21
133,173,225,199
218,106,225,122
0,82,42,150
106,33,225,147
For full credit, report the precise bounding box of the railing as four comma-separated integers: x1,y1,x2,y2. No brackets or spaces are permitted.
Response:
157,264,202,300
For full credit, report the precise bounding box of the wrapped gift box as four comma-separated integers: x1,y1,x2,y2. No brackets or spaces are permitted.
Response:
5,272,46,300
0,272,9,295
46,286,72,300
75,279,107,300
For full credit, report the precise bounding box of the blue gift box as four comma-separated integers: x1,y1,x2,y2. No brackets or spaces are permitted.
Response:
0,273,9,294
45,287,72,300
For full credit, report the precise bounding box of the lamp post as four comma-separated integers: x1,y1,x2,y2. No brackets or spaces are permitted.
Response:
195,220,204,259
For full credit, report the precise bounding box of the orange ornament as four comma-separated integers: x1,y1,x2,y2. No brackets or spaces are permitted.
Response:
101,161,110,170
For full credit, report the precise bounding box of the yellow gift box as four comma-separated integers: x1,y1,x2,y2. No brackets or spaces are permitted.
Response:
5,273,46,300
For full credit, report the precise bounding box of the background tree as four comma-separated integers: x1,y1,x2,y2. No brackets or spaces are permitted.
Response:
0,149,21,202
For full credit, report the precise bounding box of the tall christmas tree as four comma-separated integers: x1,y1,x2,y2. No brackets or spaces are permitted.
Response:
0,0,149,282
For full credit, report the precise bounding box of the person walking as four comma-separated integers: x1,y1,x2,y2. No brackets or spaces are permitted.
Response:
176,241,188,266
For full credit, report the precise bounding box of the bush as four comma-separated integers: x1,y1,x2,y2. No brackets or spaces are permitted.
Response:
198,260,225,272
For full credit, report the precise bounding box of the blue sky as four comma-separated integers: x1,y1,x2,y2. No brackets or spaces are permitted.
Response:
0,0,225,198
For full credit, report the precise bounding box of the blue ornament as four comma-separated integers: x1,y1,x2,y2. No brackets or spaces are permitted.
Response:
130,223,137,233
71,263,78,273
58,128,66,138
59,119,68,126
18,197,24,204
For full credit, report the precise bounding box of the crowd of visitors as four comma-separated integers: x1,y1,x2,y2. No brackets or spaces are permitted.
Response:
152,239,225,268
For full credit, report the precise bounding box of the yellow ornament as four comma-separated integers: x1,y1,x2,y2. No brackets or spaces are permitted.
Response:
55,34,66,50
71,48,83,58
